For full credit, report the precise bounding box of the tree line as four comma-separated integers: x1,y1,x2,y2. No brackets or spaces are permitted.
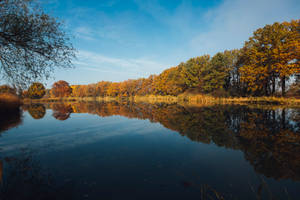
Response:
1,20,299,99
67,20,299,98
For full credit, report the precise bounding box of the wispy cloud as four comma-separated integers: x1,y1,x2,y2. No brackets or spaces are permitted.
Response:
190,0,300,56
74,50,168,80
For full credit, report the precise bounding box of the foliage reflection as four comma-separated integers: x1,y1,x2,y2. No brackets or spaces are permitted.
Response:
0,107,22,135
41,101,300,181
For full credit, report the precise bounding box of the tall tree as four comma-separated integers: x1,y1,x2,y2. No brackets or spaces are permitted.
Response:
239,20,300,96
0,0,75,88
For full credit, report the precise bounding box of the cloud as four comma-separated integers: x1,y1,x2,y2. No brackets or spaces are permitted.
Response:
190,0,300,56
74,26,96,41
74,50,168,80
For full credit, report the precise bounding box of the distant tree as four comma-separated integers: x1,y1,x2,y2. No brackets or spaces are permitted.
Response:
0,85,16,95
51,80,72,97
106,82,119,97
71,85,85,97
0,0,75,88
27,82,46,99
95,81,111,97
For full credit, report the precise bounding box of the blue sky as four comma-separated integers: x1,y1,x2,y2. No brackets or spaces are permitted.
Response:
42,0,299,87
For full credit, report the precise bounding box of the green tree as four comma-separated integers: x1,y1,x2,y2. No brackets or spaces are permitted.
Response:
182,55,210,89
28,82,46,99
200,52,231,95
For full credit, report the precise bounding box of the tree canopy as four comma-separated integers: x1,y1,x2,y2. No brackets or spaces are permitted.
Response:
239,20,300,96
28,82,46,99
0,0,75,88
52,80,72,97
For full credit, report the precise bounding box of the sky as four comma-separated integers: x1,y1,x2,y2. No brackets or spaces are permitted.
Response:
41,0,300,87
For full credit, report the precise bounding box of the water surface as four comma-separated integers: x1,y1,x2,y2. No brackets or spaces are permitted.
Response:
0,102,300,199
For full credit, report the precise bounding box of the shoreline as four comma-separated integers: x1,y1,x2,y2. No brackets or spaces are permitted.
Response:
22,95,300,106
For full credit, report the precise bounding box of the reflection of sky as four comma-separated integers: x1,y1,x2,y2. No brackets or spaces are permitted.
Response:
0,111,165,154
1,107,300,199
36,0,300,87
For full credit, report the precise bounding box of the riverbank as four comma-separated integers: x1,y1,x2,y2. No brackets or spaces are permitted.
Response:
22,94,300,106
0,93,22,113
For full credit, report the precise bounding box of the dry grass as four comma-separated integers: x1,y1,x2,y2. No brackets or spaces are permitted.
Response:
23,96,119,103
134,95,178,103
181,94,300,105
0,93,21,111
23,94,300,107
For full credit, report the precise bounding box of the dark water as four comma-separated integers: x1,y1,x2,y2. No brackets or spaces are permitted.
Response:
0,102,300,200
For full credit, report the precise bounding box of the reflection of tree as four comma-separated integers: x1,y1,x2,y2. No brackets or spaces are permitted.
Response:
0,107,22,135
27,104,46,119
238,109,300,181
51,103,73,121
0,160,3,184
44,101,300,181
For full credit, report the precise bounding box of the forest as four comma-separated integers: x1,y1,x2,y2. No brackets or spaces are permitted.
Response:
1,20,299,100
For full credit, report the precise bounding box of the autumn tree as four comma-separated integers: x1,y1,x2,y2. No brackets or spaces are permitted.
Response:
27,82,46,99
95,81,111,97
71,85,86,97
0,85,16,95
153,66,186,95
51,80,72,97
239,20,300,96
106,82,119,97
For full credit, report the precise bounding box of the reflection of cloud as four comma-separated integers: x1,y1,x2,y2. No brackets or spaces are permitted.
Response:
190,0,300,55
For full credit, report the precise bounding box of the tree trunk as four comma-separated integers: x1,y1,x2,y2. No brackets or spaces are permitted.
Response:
281,76,286,97
272,77,275,95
